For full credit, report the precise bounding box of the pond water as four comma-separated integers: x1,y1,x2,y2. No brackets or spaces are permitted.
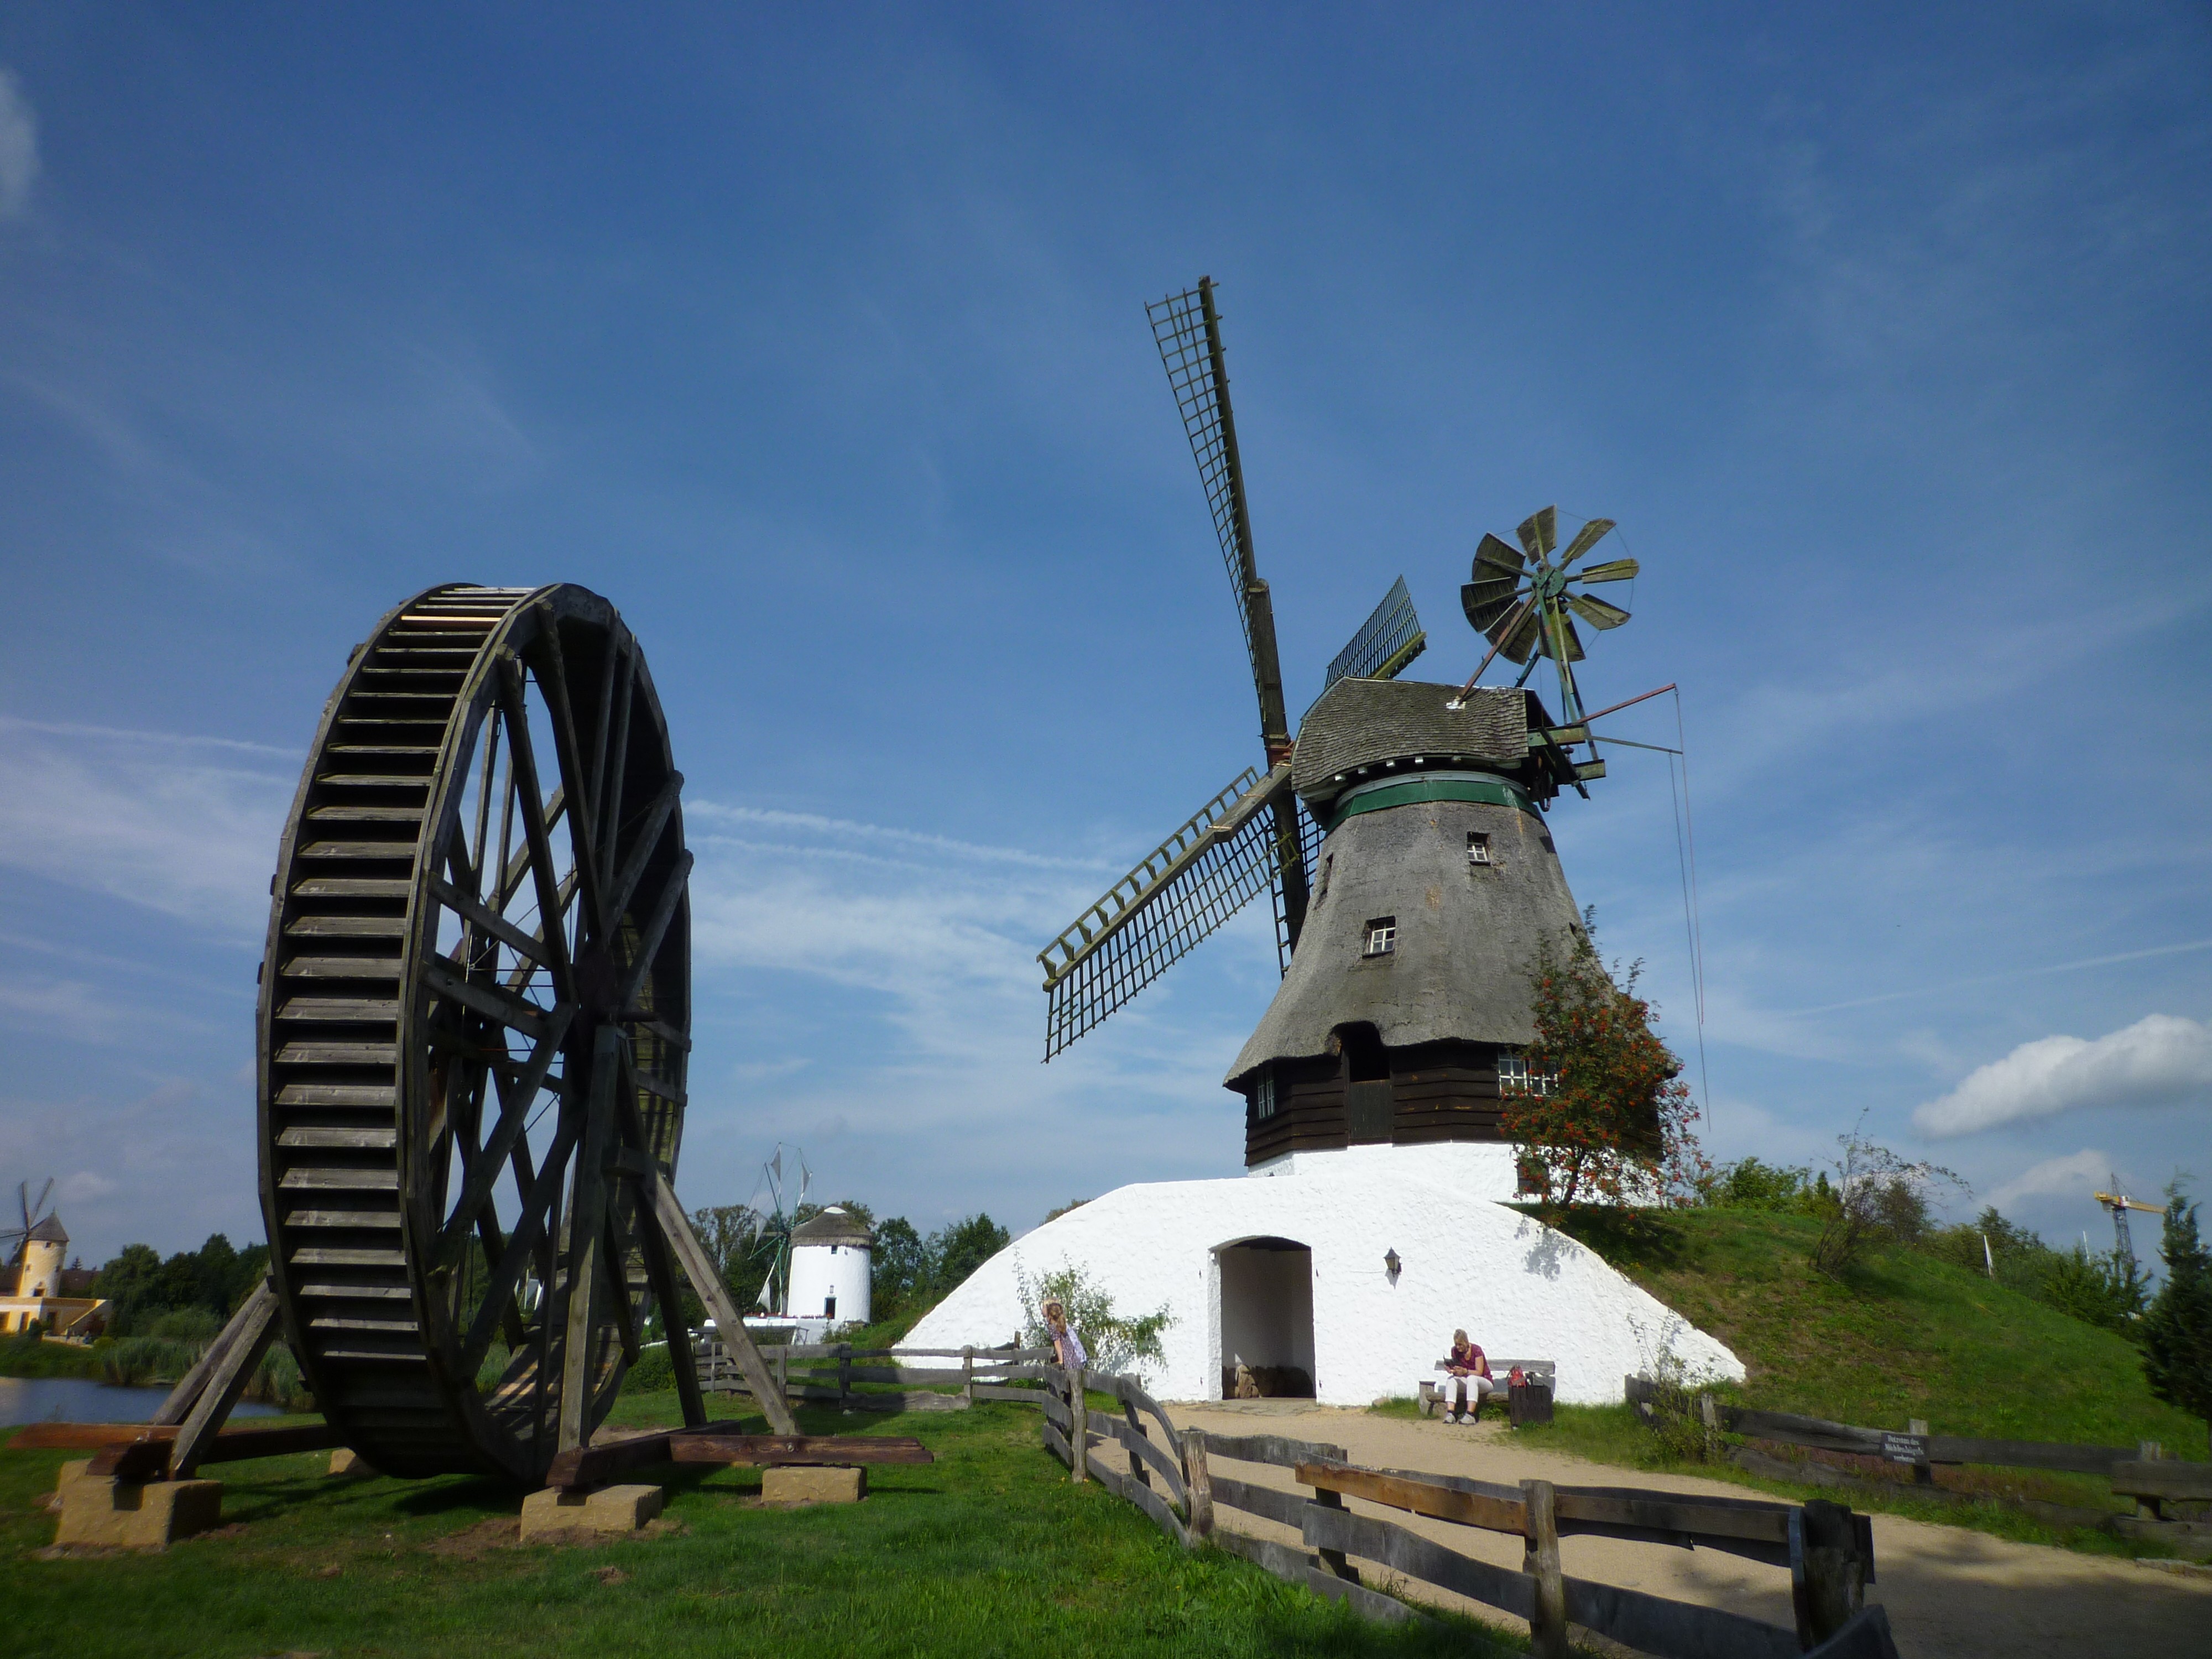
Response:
0,1375,281,1427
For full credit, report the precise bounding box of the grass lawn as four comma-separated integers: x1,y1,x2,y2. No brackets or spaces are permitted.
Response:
1442,1206,2208,1557
2,1392,1524,1658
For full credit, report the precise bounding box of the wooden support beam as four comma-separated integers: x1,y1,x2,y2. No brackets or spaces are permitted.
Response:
172,1280,281,1479
643,1166,797,1435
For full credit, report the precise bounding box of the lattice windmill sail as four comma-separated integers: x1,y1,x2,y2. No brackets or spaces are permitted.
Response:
1039,280,1422,1059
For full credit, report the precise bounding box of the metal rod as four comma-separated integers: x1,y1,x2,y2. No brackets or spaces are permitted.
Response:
1448,592,1537,706
1580,682,1678,723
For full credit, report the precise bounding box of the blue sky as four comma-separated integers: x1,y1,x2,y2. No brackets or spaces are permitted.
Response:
1,6,2206,1265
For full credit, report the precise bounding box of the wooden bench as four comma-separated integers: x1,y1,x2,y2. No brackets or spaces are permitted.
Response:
1419,1358,1555,1422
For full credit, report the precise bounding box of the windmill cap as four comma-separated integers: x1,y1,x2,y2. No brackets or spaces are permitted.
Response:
26,1214,67,1244
1293,680,1557,809
791,1206,873,1247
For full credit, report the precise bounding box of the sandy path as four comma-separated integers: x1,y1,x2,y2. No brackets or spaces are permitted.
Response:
1143,1401,2211,1658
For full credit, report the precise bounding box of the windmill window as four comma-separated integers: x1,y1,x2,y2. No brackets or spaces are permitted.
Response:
1498,1053,1557,1097
1468,832,1492,865
1363,918,1396,957
1253,1071,1277,1120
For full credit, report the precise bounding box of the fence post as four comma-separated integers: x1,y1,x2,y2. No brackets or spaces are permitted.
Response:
1792,1499,1864,1647
2137,1441,2165,1518
1067,1365,1086,1484
1699,1391,1721,1462
776,1343,788,1400
837,1342,852,1411
1122,1397,1151,1488
1907,1418,1933,1485
1521,1478,1568,1659
1310,1481,1359,1582
1180,1428,1213,1545
962,1344,974,1404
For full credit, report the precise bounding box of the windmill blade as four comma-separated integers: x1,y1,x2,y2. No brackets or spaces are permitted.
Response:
1516,505,1557,561
1324,575,1427,688
31,1177,52,1220
1040,763,1291,1059
1148,280,1291,756
1556,517,1616,570
1494,601,1545,664
1575,557,1639,584
1568,592,1631,630
1538,609,1587,662
1472,532,1525,584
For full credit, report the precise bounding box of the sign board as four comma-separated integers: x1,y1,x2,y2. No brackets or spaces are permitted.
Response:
1881,1432,1928,1465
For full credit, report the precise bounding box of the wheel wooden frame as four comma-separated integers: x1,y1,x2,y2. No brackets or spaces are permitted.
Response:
257,583,692,1482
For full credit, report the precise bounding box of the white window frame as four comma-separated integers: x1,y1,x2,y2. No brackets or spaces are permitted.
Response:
1363,917,1397,957
1468,831,1492,865
1498,1052,1557,1097
1254,1071,1277,1120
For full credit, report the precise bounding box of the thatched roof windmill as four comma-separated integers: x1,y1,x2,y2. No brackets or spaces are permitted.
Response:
1040,279,1641,1172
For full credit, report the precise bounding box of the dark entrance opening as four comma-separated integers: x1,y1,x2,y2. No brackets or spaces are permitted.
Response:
1215,1236,1314,1399
1338,1022,1392,1144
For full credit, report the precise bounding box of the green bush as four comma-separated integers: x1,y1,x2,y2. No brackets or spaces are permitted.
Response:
1923,1206,2147,1337
623,1343,675,1394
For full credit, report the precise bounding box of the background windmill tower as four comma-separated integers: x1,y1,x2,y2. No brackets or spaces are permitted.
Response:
1041,278,1646,1189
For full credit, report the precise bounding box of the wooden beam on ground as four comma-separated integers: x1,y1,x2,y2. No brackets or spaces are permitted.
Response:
544,1426,930,1490
86,1421,338,1481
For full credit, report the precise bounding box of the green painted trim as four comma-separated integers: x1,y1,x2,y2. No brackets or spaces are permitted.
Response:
1325,772,1545,831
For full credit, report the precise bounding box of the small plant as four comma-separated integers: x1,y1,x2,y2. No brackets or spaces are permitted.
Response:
1626,1311,1723,1465
1011,1260,1170,1376
1808,1119,1965,1278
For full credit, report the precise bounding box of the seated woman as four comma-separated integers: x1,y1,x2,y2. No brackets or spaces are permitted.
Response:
1443,1329,1496,1423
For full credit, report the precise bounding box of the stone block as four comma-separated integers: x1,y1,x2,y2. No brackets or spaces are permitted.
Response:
328,1448,378,1478
519,1482,664,1541
55,1475,223,1548
763,1464,866,1504
54,1458,97,1504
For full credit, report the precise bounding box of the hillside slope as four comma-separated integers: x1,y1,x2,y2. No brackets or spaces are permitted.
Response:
1544,1206,2207,1459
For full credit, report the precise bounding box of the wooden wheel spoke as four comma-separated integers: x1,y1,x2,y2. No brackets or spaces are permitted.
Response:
604,770,683,925
495,654,580,1006
460,1098,583,1378
614,849,693,1015
423,957,556,1041
431,878,554,968
595,646,637,892
496,784,564,912
528,617,608,947
435,1003,577,1267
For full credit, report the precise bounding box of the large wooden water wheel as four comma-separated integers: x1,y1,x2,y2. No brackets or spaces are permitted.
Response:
256,583,696,1482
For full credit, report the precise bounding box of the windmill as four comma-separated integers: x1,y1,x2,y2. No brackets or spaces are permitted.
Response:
745,1144,811,1316
3,1178,55,1266
2093,1182,2166,1270
1041,278,1640,1174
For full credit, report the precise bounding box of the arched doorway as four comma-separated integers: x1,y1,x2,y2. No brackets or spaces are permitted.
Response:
1215,1235,1314,1399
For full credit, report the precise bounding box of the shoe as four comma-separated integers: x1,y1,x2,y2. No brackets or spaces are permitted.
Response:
1442,1412,1457,1424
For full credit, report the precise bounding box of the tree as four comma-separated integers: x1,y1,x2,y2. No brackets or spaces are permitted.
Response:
870,1217,930,1317
2142,1181,2212,1431
1503,928,1707,1208
1808,1122,1965,1278
928,1214,1010,1296
1013,1260,1169,1375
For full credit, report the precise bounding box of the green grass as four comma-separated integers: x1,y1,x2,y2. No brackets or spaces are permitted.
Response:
1485,1206,2208,1555
2,1394,1525,1658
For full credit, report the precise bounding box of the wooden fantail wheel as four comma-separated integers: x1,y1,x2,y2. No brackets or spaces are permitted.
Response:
256,583,703,1482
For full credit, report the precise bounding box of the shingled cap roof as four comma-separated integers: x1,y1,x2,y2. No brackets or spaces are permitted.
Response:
1292,680,1562,812
27,1214,68,1245
791,1206,873,1248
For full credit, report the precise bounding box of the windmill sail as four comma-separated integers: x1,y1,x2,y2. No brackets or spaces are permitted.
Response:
1040,764,1291,1060
1324,576,1426,690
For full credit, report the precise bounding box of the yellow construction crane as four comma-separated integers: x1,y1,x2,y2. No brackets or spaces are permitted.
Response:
2093,1186,2166,1267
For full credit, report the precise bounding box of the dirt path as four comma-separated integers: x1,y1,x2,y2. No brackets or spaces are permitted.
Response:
1156,1401,2211,1658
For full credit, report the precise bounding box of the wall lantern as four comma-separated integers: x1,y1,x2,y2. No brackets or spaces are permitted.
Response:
1384,1249,1402,1280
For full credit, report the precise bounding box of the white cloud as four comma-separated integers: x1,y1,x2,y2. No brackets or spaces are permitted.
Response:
1914,1014,2212,1138
0,67,36,220
0,717,296,936
1990,1149,2120,1210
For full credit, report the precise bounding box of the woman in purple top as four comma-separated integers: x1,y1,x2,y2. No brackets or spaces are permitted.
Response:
1042,1298,1087,1371
1444,1328,1493,1423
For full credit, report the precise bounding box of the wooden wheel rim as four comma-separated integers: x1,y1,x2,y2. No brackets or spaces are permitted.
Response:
257,583,691,1481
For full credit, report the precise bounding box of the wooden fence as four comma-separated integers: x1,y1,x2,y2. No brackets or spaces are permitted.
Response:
695,1341,1053,1413
1001,1361,1902,1658
1630,1379,2212,1558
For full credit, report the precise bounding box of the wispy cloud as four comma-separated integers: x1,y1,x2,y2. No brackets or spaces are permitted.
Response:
690,800,1115,873
0,716,295,935
1915,1014,2212,1138
1990,1148,2124,1211
0,67,36,220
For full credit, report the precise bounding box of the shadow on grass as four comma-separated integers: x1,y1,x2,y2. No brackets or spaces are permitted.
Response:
1522,1203,1688,1270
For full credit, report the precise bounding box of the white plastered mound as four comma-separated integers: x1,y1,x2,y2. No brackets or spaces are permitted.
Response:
906,1144,1743,1406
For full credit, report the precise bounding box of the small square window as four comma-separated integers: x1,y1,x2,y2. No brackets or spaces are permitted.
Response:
1499,1052,1557,1097
1364,917,1397,957
1468,831,1492,865
1253,1071,1277,1120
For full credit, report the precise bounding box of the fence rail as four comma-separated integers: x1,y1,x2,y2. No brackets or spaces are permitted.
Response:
694,1342,1052,1413
1022,1363,1898,1658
